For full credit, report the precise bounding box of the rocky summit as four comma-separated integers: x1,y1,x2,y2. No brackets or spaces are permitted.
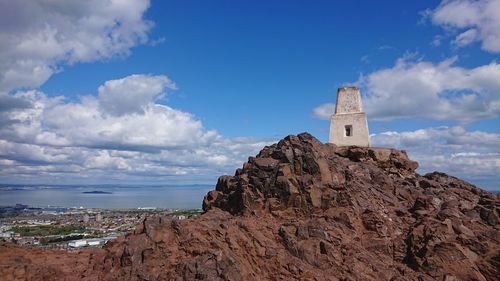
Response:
1,133,498,281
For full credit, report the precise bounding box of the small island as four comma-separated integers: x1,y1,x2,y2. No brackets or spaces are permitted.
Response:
82,191,112,194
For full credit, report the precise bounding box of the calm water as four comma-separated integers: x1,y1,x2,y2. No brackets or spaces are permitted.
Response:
0,185,213,209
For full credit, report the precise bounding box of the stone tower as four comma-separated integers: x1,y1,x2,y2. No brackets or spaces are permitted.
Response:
328,86,370,147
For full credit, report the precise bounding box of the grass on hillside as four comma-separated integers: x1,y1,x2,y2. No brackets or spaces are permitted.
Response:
11,225,86,237
171,209,203,217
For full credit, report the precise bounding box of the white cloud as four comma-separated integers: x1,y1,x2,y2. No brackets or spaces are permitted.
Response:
0,1,273,184
371,126,500,188
98,74,176,116
0,0,152,93
431,35,443,47
0,74,272,183
313,57,500,122
312,103,335,120
453,28,478,47
427,0,500,52
2,76,211,150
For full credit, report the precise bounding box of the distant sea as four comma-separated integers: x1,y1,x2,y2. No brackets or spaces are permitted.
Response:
0,184,213,209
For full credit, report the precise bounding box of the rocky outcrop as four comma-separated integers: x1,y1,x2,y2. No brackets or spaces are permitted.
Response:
203,133,420,216
1,133,498,281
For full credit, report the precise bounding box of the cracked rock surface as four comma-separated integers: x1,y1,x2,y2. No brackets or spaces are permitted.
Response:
1,133,498,280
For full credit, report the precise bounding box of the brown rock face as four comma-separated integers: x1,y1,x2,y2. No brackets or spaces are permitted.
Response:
1,133,499,281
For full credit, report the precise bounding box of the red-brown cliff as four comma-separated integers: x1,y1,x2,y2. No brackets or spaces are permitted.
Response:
1,133,498,280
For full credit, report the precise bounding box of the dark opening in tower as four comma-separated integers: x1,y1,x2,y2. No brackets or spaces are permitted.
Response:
345,125,352,137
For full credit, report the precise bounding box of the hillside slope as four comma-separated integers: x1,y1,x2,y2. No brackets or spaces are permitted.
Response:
1,133,498,281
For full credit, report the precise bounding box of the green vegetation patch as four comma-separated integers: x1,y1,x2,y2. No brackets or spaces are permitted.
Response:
171,209,203,217
11,225,86,237
41,234,85,244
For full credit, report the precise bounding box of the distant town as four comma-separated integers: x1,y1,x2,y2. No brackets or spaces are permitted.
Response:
0,204,202,251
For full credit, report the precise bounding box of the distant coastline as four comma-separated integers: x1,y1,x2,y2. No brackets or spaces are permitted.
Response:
82,191,112,194
0,184,211,209
0,187,19,191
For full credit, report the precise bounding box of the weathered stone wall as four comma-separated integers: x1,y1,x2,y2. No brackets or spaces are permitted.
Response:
329,86,370,147
329,112,370,147
335,86,362,114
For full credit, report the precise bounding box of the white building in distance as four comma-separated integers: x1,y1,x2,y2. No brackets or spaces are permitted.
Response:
328,86,370,147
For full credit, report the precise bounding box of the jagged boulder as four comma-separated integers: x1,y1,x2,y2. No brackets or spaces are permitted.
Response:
203,133,420,215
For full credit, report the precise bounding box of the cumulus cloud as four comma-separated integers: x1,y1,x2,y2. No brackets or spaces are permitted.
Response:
0,94,32,112
98,74,176,116
0,93,34,127
453,28,479,47
426,0,500,52
313,56,500,122
312,103,336,120
0,1,272,184
0,75,273,183
0,0,152,93
2,75,212,150
371,126,500,189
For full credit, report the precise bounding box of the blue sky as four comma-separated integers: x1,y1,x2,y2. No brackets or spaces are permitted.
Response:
0,0,499,189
